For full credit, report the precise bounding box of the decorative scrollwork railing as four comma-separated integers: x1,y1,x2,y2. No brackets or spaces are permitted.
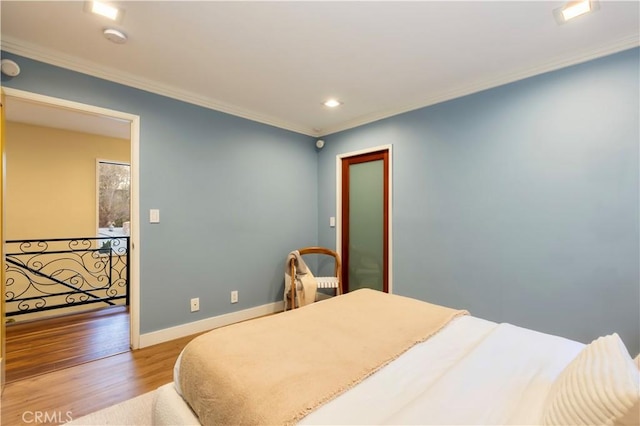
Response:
5,236,129,317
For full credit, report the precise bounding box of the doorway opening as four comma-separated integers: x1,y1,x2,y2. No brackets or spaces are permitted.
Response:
2,88,140,382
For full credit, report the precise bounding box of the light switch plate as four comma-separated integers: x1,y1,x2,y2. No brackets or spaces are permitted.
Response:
330,217,336,228
150,209,160,223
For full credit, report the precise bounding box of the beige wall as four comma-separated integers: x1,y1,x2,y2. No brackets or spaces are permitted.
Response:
5,122,130,240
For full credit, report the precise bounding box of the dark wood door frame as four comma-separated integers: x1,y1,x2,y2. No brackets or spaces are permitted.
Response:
340,148,390,293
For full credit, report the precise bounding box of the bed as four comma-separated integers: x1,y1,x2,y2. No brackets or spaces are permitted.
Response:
152,289,639,425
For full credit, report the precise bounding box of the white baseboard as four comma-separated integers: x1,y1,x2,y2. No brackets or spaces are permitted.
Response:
138,300,284,348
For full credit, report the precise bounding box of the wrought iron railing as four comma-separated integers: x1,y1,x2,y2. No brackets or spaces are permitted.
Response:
4,236,129,317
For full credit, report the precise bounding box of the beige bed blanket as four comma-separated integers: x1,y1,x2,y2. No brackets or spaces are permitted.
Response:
178,288,468,425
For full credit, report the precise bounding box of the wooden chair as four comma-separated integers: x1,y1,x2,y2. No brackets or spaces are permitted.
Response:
287,247,342,310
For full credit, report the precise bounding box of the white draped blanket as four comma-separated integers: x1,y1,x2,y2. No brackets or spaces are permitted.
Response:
284,250,317,308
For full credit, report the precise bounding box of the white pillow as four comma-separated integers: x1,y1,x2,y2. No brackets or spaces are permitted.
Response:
543,333,640,426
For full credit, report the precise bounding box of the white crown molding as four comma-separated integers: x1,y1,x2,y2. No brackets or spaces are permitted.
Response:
1,36,319,137
318,34,640,137
3,34,637,139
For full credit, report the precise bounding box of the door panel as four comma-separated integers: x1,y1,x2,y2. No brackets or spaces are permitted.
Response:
348,160,384,291
341,149,389,293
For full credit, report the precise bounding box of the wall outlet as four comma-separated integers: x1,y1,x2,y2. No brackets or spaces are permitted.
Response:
231,290,238,304
190,297,199,312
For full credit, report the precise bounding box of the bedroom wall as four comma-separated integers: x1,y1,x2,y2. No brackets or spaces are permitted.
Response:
317,47,640,354
1,51,318,334
5,121,130,240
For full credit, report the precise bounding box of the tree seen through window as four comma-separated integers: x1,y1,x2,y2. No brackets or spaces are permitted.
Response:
98,161,130,228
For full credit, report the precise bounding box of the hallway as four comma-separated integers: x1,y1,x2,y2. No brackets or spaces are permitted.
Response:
5,306,130,383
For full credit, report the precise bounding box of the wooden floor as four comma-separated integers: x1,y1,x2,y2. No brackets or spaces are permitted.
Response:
1,325,202,425
5,306,131,383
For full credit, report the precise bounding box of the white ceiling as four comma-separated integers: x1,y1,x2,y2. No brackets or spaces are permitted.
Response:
5,96,131,139
1,1,639,137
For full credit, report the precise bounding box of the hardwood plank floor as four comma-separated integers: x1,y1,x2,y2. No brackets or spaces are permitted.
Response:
5,306,130,383
1,331,202,426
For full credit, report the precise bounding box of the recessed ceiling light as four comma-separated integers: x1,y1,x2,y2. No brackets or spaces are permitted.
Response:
85,1,122,22
92,1,119,20
323,99,342,108
554,0,598,24
562,0,591,20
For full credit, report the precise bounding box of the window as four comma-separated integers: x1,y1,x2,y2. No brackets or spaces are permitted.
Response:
97,160,130,235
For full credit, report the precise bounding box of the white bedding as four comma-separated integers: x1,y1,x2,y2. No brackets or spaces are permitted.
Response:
157,316,585,425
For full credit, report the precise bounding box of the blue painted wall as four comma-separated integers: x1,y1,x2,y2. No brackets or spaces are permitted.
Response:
1,52,318,333
3,48,638,353
318,48,640,353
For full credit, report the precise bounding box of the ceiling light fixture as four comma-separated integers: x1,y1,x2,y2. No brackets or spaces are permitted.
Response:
91,1,119,20
1,59,20,77
323,99,342,108
103,28,128,44
562,0,591,20
554,0,598,24
85,1,123,22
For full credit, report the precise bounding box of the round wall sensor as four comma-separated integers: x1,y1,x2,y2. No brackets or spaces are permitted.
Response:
1,59,20,77
103,28,128,44
316,140,325,149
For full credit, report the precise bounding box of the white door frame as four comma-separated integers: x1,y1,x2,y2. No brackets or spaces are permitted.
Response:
2,87,141,349
335,144,393,294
